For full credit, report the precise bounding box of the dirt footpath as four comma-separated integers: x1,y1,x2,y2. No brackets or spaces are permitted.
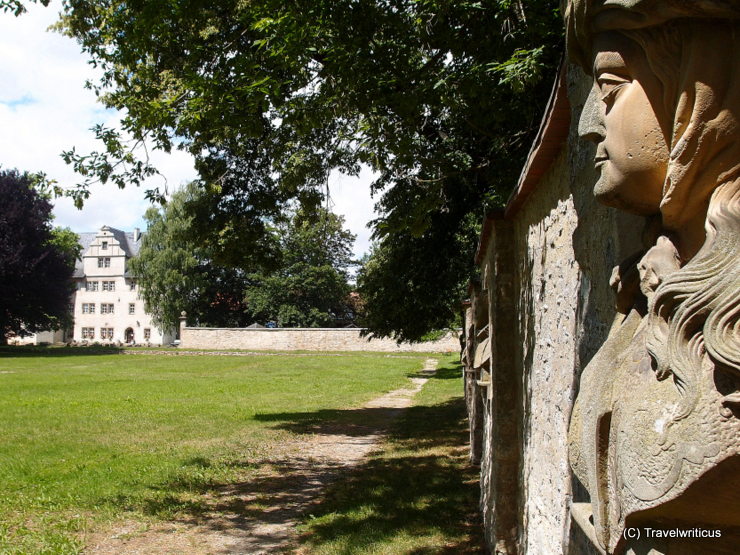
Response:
83,358,439,554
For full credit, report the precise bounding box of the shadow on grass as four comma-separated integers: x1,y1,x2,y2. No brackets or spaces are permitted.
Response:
407,362,462,381
253,406,405,436
296,393,484,553
252,360,464,436
0,345,123,357
99,397,482,553
92,360,482,552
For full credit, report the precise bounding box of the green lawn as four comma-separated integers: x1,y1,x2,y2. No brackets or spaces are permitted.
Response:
295,359,485,554
0,347,438,553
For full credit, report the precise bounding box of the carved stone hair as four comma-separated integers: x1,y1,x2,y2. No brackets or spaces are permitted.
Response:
563,0,740,417
564,0,740,71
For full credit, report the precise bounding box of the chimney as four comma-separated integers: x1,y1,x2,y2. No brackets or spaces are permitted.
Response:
133,227,141,242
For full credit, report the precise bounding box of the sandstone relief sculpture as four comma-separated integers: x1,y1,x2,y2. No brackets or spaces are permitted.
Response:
564,1,740,551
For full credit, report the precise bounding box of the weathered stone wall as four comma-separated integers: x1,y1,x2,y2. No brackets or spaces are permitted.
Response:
465,65,645,554
469,5,740,549
481,218,522,553
180,326,460,353
514,148,581,555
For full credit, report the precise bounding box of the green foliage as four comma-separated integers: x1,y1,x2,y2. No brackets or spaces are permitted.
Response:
245,208,356,327
48,0,562,339
489,46,547,93
0,0,48,17
129,182,272,331
131,186,355,330
0,169,79,342
358,210,479,342
49,226,83,264
419,328,448,342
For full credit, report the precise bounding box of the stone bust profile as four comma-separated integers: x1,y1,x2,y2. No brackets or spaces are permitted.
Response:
563,1,740,552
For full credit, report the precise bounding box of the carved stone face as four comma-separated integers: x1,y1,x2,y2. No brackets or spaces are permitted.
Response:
578,32,669,216
565,5,740,552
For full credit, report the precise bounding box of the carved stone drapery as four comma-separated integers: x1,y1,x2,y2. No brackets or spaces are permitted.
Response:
564,1,740,552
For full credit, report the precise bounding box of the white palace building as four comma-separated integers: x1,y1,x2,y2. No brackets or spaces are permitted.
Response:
68,225,175,345
13,225,174,346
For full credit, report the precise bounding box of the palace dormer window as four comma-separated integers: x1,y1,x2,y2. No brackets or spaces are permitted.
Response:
101,241,108,250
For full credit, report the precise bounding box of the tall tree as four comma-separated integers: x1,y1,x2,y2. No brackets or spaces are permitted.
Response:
358,210,479,341
245,208,356,327
10,0,563,339
129,182,278,331
0,169,79,343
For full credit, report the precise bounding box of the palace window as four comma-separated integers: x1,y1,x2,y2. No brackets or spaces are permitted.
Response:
102,280,116,291
82,303,96,314
86,281,99,291
129,303,135,315
101,303,115,314
81,327,95,339
144,328,151,341
97,257,111,268
101,241,108,250
101,327,114,340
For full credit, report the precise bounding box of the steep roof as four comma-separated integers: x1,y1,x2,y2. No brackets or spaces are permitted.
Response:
104,226,143,257
72,226,144,278
72,232,96,278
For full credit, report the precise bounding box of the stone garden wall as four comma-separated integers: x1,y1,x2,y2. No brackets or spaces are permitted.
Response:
462,65,644,554
180,325,460,353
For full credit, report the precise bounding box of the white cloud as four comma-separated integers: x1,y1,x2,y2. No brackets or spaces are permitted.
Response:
328,166,379,259
0,1,378,257
0,1,196,233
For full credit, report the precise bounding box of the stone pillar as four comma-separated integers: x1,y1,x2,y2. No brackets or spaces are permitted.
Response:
178,311,187,347
463,285,489,466
477,217,523,554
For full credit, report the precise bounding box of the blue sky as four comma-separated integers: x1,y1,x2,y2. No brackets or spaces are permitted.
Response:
0,1,377,258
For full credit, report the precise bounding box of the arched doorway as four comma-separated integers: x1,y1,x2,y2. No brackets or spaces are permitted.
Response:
125,327,134,344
